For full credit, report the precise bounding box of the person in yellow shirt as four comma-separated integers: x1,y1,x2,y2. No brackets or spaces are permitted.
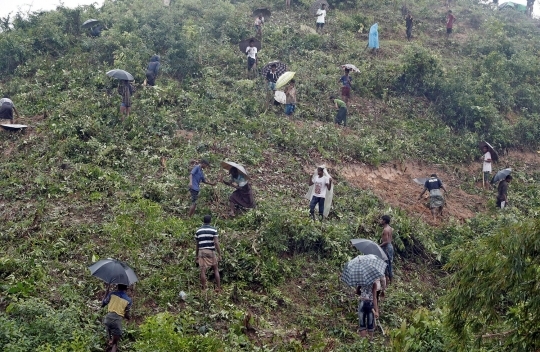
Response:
102,284,132,352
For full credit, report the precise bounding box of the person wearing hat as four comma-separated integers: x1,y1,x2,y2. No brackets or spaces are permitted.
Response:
418,174,447,221
145,55,160,87
0,96,20,124
188,159,216,217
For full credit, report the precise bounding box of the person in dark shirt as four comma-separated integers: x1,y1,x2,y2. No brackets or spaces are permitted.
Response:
118,80,135,120
419,174,447,221
145,55,160,86
266,64,278,91
405,13,413,41
496,175,512,209
195,215,222,291
102,284,132,352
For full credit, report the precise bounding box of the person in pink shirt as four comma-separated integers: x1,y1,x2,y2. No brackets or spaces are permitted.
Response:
446,10,456,38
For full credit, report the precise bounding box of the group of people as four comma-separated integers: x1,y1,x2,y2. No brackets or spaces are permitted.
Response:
356,215,394,339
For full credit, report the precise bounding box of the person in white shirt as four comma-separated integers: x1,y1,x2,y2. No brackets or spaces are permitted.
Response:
482,145,492,189
245,39,258,78
254,15,263,37
308,167,332,220
315,4,327,33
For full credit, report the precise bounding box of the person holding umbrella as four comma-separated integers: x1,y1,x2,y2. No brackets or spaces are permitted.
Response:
482,145,492,189
496,175,512,209
221,162,255,217
418,174,447,221
118,80,135,119
245,39,258,78
145,55,160,87
102,284,132,352
266,64,279,91
339,68,352,105
284,79,297,116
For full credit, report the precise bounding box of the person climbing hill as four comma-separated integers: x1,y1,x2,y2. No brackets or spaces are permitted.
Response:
339,68,352,104
419,174,447,221
145,55,160,87
330,95,347,126
0,96,20,124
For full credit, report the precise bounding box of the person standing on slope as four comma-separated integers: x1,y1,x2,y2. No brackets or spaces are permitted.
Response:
188,159,216,217
308,167,332,221
145,55,160,87
496,175,512,209
405,13,413,41
419,174,447,221
245,39,258,78
195,215,222,292
379,215,394,285
102,284,132,352
330,95,347,126
284,79,297,116
482,145,492,189
446,10,456,39
315,3,327,34
0,96,21,124
339,68,352,105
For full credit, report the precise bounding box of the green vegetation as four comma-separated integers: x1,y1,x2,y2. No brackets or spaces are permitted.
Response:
1,0,539,351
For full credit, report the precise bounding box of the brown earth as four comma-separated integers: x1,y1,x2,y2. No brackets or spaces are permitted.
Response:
336,160,486,225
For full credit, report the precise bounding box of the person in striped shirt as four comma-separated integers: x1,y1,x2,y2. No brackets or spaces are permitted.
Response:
102,284,132,352
195,215,222,291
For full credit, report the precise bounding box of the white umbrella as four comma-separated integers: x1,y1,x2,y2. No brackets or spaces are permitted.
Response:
274,91,286,104
221,161,248,177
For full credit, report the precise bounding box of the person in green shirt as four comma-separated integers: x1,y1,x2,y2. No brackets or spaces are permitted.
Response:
330,96,347,126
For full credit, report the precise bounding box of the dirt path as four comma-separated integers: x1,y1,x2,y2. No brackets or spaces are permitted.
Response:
337,160,486,225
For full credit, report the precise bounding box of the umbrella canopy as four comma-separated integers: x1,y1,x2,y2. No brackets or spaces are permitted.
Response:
106,69,134,81
1,124,27,131
311,0,329,15
478,141,499,162
274,91,286,104
89,258,138,285
413,177,429,186
253,8,271,18
340,64,360,73
262,61,287,78
341,254,387,287
82,19,100,28
275,71,295,90
221,161,248,177
491,168,512,184
350,239,388,261
239,38,261,54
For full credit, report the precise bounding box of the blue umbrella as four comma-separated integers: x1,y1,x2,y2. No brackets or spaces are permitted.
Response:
88,258,138,285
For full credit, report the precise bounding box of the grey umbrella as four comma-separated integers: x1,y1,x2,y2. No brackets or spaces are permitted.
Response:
82,19,101,28
341,254,387,287
491,168,512,184
413,177,429,186
253,8,271,18
350,239,388,261
479,141,499,162
88,258,138,285
106,69,134,81
239,37,261,53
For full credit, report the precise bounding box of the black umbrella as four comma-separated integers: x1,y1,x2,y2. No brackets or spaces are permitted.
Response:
89,258,138,285
261,61,287,78
239,38,261,54
253,8,271,18
310,0,329,15
479,141,499,162
491,168,512,184
106,69,134,81
350,239,388,261
82,19,100,28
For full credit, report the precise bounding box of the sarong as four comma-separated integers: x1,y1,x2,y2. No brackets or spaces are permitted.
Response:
430,195,444,208
230,183,255,209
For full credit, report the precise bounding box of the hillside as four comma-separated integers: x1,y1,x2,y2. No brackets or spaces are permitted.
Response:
1,0,540,351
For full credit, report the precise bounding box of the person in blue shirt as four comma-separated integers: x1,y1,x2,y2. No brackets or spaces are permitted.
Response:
222,167,255,217
102,284,132,352
188,159,216,217
339,68,352,105
145,55,160,86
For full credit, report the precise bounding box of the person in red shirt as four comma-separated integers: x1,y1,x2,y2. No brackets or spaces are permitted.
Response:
446,10,456,38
